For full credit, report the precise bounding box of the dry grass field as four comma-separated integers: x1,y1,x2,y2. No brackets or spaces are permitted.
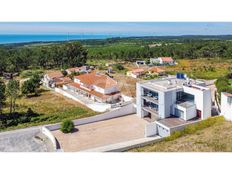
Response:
130,117,232,152
14,89,93,115
2,89,97,131
164,58,232,79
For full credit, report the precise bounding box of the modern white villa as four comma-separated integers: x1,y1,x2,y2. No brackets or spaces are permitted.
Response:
136,75,212,137
221,92,232,121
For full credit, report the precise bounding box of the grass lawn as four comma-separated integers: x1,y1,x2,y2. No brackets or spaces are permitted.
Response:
129,116,232,152
164,58,232,80
1,89,97,132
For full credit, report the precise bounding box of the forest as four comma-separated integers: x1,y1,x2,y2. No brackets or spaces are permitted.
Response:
1,36,232,74
0,42,88,74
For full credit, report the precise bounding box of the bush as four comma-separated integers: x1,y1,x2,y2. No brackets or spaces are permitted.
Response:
113,64,125,71
60,119,74,133
20,69,44,78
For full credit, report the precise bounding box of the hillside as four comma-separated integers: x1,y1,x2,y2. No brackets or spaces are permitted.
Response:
129,117,232,152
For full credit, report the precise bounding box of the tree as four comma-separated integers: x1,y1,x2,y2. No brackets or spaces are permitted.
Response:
6,80,20,114
0,80,6,114
21,74,41,96
60,120,74,133
21,79,35,96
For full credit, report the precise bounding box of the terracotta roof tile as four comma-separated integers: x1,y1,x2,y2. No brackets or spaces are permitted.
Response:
160,57,174,62
47,71,64,79
131,68,145,73
74,72,117,89
149,67,165,73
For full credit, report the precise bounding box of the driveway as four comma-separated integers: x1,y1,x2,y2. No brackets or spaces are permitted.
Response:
0,127,53,152
52,114,147,152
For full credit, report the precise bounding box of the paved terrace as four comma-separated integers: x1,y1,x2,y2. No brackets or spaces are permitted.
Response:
52,114,147,152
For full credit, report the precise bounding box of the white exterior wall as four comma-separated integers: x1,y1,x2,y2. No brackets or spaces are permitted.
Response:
145,122,157,137
150,58,160,64
172,104,196,121
94,85,105,94
183,85,211,120
94,85,118,95
221,92,232,121
158,57,163,64
136,83,143,118
185,105,197,120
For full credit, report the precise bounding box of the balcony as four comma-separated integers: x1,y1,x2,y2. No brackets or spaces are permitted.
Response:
142,106,159,115
142,95,159,104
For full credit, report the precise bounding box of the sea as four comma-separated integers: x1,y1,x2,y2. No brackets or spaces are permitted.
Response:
0,34,123,44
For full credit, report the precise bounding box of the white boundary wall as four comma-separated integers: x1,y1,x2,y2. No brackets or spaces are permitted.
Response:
41,126,57,151
55,87,85,105
45,103,136,131
144,122,157,137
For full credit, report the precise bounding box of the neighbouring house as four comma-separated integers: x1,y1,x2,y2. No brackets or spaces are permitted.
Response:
136,75,212,137
127,68,145,78
148,67,166,76
150,57,175,66
63,72,121,103
221,92,232,121
65,66,89,75
2,72,18,80
43,71,72,88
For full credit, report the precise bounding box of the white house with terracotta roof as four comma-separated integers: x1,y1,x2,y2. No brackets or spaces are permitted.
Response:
221,92,232,121
43,71,72,88
150,57,175,66
127,68,145,78
63,72,121,103
65,66,88,75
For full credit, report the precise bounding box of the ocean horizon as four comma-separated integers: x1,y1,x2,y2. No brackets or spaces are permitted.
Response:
0,34,127,44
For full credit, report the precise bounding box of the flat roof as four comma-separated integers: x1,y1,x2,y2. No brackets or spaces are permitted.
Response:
139,77,206,92
176,101,195,108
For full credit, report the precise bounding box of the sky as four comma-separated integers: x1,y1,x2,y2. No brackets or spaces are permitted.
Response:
0,22,232,36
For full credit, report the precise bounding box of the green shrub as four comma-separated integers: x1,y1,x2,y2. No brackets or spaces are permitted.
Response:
20,69,44,78
165,131,182,141
60,119,74,133
113,64,125,71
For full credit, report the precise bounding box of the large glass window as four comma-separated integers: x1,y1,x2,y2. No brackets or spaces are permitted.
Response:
176,91,194,103
143,99,158,111
175,108,184,118
228,97,232,105
143,88,158,99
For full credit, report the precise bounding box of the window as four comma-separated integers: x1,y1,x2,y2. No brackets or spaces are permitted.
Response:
176,91,183,101
228,97,232,105
175,108,184,118
176,91,194,103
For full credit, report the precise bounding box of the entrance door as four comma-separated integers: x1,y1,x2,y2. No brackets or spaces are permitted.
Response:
197,110,201,118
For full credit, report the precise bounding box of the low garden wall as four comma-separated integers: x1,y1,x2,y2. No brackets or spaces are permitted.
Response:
144,122,157,137
45,103,136,131
41,126,58,151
